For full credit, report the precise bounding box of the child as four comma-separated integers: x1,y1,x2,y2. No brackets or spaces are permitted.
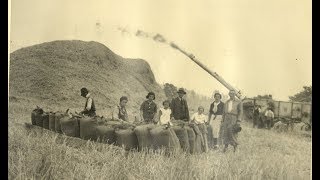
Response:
158,100,173,126
190,106,208,152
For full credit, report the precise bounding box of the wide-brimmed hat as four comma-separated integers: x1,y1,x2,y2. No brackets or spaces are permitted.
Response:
146,92,155,100
177,88,186,94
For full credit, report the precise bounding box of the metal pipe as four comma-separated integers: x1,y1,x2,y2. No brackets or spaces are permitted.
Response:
170,42,243,99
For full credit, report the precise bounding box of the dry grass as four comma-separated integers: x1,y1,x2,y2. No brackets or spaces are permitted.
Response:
9,101,311,180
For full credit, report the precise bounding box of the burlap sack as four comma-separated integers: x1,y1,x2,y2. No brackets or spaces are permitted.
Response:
60,116,80,137
79,116,99,141
42,113,50,130
31,107,44,126
172,125,190,152
115,128,138,151
54,112,67,133
134,124,156,151
150,126,181,154
185,126,196,154
96,125,116,144
48,112,56,131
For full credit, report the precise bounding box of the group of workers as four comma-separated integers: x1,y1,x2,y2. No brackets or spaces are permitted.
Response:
79,87,243,152
253,105,275,129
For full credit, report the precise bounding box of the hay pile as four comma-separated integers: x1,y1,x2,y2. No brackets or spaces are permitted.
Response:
9,40,166,118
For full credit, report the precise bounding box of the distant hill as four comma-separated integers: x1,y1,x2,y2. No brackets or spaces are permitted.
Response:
9,40,166,119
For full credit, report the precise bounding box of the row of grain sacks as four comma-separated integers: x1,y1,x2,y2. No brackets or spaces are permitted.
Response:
31,107,209,154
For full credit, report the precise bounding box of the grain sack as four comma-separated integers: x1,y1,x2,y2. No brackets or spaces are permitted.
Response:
150,126,178,151
207,125,213,148
194,133,203,153
48,112,56,131
79,116,99,141
106,120,136,130
42,112,50,130
185,126,196,154
31,107,46,127
31,107,44,126
96,125,116,144
171,120,188,127
192,125,202,153
134,124,156,151
169,128,181,149
172,126,190,152
54,112,67,133
115,128,138,151
60,116,80,137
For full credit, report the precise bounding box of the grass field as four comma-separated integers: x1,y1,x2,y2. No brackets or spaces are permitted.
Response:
9,101,311,180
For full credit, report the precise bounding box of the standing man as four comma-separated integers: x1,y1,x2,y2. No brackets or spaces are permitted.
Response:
140,92,158,123
80,87,96,117
253,105,261,128
222,89,243,152
264,107,274,129
170,88,190,121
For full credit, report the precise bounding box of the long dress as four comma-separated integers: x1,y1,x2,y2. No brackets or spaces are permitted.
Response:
158,108,173,125
208,101,224,145
222,99,243,146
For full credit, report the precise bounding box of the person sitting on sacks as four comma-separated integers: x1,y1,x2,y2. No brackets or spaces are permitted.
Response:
112,96,129,122
190,106,209,152
158,100,174,127
170,88,190,122
80,87,96,117
140,92,158,124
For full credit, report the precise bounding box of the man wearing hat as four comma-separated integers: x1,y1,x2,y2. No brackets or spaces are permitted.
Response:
170,88,190,121
80,87,96,117
140,92,158,123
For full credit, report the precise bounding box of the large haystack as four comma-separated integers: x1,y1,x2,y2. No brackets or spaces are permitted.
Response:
9,40,166,120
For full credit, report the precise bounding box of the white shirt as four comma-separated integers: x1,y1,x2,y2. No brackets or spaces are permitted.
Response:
85,93,92,110
191,112,207,124
159,107,172,125
227,100,233,113
213,101,220,113
265,110,274,118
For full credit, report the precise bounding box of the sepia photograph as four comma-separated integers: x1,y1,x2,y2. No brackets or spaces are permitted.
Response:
9,0,311,179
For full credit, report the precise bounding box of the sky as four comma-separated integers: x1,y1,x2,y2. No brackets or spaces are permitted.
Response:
9,0,312,101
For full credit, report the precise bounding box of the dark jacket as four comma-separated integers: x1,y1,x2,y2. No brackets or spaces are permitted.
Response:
170,97,190,121
140,100,157,122
209,101,224,116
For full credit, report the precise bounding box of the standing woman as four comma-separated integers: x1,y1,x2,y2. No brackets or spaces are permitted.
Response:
222,90,243,152
140,92,158,123
208,91,224,149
